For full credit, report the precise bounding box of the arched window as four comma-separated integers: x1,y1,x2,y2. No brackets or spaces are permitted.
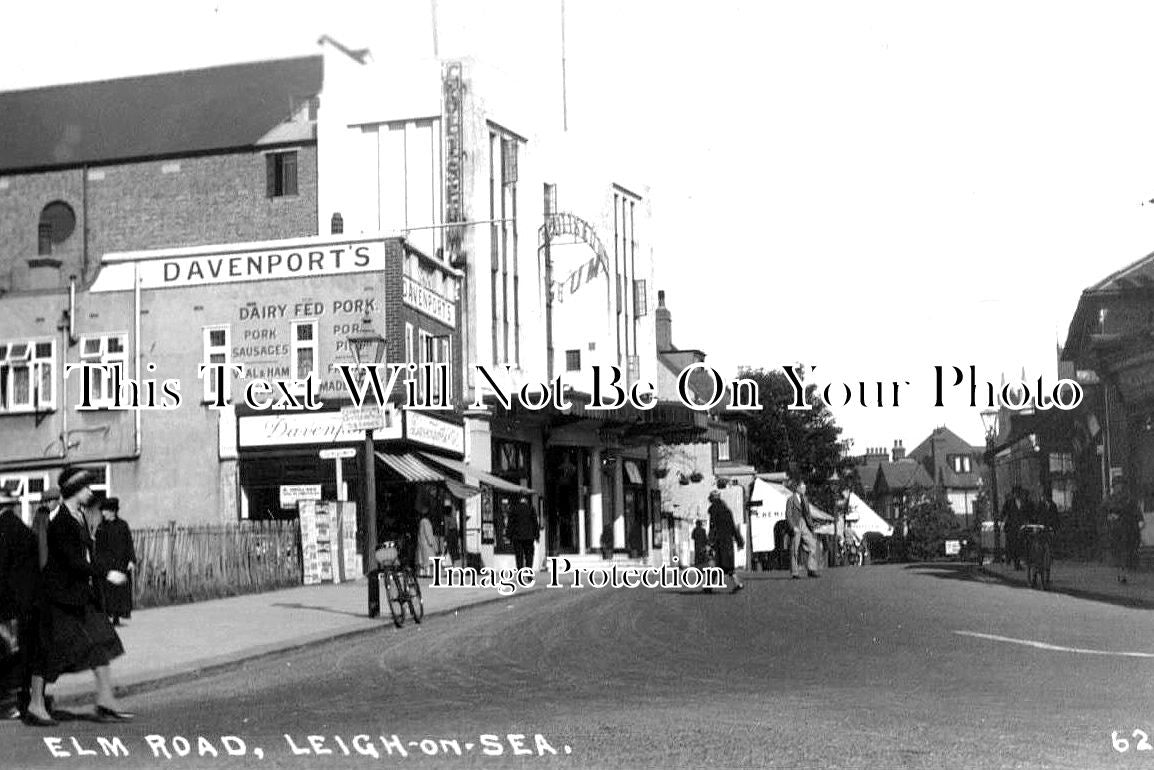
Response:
38,201,76,256
330,212,344,235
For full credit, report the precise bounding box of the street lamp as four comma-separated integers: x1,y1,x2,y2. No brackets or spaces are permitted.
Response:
347,313,387,583
980,408,1001,564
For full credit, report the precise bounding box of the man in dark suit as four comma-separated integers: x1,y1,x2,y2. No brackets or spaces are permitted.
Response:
0,486,40,719
1001,487,1028,570
507,496,539,571
786,479,820,579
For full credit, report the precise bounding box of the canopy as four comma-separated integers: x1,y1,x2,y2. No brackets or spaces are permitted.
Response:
844,492,893,538
419,453,535,496
375,452,445,483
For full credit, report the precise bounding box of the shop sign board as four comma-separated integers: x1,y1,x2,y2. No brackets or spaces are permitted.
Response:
402,275,456,327
280,484,322,509
319,447,357,460
341,405,387,433
405,411,464,454
239,410,401,447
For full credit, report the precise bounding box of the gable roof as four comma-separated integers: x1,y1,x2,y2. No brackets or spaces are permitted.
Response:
875,461,933,491
907,426,982,460
0,56,322,173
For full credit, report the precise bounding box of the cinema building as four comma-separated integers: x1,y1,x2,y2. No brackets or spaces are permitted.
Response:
0,40,706,574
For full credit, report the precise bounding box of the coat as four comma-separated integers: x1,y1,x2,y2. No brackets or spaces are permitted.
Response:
785,493,815,533
416,516,438,568
42,506,102,610
507,500,539,542
707,499,744,573
94,517,136,616
0,509,40,620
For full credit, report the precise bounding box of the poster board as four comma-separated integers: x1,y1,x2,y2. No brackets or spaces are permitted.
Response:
298,500,359,584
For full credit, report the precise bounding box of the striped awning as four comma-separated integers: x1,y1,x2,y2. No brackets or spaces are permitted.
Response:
374,452,445,483
443,477,481,500
418,453,536,496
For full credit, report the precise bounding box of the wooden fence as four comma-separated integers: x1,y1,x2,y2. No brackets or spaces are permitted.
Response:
131,521,302,609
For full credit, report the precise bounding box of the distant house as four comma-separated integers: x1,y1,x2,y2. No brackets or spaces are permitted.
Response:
855,441,933,522
907,426,985,520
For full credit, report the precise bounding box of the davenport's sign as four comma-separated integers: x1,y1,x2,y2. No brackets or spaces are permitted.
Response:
136,241,387,289
402,276,456,327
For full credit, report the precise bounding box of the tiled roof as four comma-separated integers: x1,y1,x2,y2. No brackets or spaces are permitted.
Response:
0,56,322,172
876,461,933,491
908,426,982,459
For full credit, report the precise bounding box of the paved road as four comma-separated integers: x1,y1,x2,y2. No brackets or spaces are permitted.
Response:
6,563,1153,768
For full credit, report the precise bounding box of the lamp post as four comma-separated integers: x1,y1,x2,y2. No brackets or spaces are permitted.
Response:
347,314,387,584
980,408,1001,565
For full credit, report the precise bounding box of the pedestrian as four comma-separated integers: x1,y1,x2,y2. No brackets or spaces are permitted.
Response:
415,501,437,578
442,502,460,566
707,490,744,592
1031,491,1060,533
0,486,40,720
32,488,60,570
24,468,133,727
691,519,709,568
507,496,539,571
1105,486,1143,584
93,498,136,626
786,479,820,579
1001,487,1027,570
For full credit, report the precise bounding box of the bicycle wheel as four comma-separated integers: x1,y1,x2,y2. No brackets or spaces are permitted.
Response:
384,570,405,628
402,569,424,624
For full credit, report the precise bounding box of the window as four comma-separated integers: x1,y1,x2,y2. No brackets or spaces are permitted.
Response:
37,201,76,256
717,438,731,462
330,212,344,235
290,321,318,383
78,333,127,407
404,323,414,366
1049,452,1073,474
202,326,230,403
266,151,298,197
950,455,972,474
418,330,452,404
0,472,51,526
0,339,55,413
633,279,648,316
565,349,581,372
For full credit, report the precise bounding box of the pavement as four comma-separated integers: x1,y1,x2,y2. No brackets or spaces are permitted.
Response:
978,556,1154,608
50,574,533,704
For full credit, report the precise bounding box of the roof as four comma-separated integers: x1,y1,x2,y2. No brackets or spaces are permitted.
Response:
874,461,933,491
907,426,982,460
0,56,322,173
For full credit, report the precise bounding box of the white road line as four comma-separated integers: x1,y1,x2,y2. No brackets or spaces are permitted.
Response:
955,631,1154,658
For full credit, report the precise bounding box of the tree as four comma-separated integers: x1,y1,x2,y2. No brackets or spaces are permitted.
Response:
720,367,851,512
900,486,962,561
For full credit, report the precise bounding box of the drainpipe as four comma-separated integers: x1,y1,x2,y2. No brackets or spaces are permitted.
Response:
133,261,142,456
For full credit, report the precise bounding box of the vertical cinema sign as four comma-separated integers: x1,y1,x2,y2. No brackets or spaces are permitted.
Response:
443,61,465,262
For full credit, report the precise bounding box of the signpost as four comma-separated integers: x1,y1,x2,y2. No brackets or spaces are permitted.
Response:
320,447,357,502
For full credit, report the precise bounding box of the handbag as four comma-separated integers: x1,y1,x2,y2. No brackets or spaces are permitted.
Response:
0,618,19,658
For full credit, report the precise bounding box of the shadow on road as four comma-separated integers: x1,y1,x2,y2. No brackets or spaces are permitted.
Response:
901,562,1154,611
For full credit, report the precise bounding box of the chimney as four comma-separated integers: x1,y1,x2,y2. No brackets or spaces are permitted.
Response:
656,289,672,351
892,439,905,462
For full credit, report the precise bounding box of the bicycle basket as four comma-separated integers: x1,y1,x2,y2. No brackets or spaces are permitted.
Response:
375,541,399,567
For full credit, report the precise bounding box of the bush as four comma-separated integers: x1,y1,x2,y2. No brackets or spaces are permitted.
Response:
901,489,963,561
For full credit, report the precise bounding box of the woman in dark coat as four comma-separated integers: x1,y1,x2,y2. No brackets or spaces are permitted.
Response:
24,468,133,726
0,487,41,719
707,490,745,593
94,498,135,625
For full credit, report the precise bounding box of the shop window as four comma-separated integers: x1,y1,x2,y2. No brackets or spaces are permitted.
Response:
37,201,76,256
78,333,127,407
290,320,318,382
266,151,298,197
202,326,230,403
565,349,580,372
0,339,56,413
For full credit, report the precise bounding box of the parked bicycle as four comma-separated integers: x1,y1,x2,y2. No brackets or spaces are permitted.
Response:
374,541,424,628
1019,524,1053,591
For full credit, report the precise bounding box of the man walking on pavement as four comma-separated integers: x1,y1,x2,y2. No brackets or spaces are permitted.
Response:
508,496,539,571
707,490,744,593
786,479,820,579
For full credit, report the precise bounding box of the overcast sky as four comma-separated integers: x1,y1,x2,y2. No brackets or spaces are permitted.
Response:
5,1,1154,452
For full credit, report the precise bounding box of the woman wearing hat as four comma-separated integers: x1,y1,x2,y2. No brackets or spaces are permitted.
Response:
94,498,136,626
24,468,133,726
0,484,40,719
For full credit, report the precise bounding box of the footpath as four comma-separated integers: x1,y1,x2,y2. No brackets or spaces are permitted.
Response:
978,558,1154,609
52,577,528,704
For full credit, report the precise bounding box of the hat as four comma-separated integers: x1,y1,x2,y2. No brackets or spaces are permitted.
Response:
708,490,720,500
98,496,120,512
41,486,61,503
58,467,94,499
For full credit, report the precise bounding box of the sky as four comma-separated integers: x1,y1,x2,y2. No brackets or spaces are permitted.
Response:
5,1,1154,453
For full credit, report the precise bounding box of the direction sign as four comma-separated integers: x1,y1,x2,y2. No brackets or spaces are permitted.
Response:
320,447,357,460
340,405,385,432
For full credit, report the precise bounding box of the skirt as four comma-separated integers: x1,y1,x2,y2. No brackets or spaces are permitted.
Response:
36,602,124,683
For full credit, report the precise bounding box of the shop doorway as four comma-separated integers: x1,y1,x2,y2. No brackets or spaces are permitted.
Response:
546,447,583,554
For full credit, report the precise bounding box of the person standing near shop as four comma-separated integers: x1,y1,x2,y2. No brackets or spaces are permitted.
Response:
93,498,136,627
0,486,40,720
508,496,539,571
24,468,133,727
415,501,437,579
786,479,820,579
1001,487,1027,570
707,490,744,593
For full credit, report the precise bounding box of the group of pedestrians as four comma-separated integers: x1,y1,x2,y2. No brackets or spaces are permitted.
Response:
0,468,135,726
999,486,1060,571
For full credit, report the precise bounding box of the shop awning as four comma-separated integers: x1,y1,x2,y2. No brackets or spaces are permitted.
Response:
418,453,536,496
443,478,481,500
375,452,446,483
